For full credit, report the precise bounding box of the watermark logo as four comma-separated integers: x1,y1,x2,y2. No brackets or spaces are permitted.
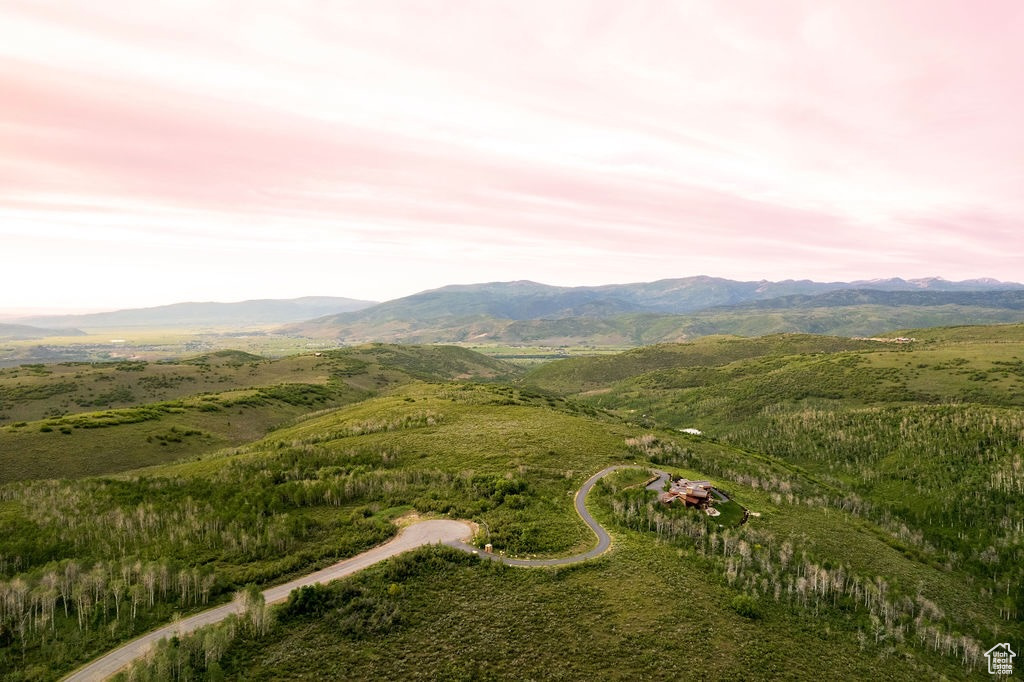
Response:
985,642,1016,676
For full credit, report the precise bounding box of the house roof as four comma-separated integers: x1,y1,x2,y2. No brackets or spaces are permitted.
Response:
669,479,712,494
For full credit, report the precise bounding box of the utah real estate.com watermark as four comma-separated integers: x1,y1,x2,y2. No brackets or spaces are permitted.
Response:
985,642,1016,676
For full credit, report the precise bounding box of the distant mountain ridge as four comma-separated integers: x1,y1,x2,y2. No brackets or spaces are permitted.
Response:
14,296,378,330
703,288,1024,312
12,277,1024,342
283,276,1024,343
0,323,86,340
311,275,1024,321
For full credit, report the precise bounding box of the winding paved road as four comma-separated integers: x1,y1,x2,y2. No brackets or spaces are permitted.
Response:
451,464,667,566
62,520,475,682
63,466,666,681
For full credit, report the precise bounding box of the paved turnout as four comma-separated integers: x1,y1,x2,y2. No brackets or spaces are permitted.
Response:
63,467,666,680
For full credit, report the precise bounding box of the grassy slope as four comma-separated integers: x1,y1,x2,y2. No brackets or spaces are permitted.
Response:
3,380,997,679
524,334,884,394
286,304,1024,346
526,325,1024,422
166,383,631,559
523,324,1024,642
0,345,520,483
4,331,1020,679
114,387,1013,679
0,346,516,424
162,412,994,680
218,542,945,682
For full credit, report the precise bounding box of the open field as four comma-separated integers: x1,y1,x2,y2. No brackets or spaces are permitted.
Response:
0,329,333,368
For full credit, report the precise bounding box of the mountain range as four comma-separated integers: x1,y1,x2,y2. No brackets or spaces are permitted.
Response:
0,323,87,340
13,296,377,330
282,276,1024,343
9,276,1024,344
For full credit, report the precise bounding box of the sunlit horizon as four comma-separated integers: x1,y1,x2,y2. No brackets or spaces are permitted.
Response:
3,1,1023,311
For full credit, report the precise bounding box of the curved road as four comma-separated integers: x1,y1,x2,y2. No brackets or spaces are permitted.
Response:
63,466,666,681
450,464,667,566
62,520,475,682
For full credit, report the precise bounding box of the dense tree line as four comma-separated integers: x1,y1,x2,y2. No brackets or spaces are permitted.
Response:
0,439,540,678
603,484,987,671
0,557,215,643
112,548,487,681
721,404,1024,621
113,588,268,682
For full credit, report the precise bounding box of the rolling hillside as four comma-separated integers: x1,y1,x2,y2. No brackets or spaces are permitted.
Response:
524,324,1024,643
1,325,1022,681
524,334,883,393
0,345,519,482
2,376,1014,680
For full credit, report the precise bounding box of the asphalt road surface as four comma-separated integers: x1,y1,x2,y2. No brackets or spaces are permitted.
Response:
62,520,474,682
63,466,666,680
450,465,668,566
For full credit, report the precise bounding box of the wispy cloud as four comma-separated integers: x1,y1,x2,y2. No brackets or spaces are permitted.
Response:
2,0,1023,308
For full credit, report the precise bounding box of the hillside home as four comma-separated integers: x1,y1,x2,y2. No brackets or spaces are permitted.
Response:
659,478,714,508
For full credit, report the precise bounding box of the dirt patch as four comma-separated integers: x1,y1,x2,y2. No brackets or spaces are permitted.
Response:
393,511,424,527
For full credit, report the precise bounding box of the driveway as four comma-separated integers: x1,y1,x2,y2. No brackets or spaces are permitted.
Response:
64,467,668,680
450,465,668,566
62,520,474,682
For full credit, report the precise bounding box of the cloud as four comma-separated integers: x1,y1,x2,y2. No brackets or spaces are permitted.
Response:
2,0,1023,308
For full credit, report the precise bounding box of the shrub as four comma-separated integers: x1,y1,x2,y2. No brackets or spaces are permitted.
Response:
281,583,337,619
730,593,761,619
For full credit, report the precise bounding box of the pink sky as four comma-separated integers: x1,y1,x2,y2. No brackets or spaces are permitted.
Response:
2,0,1023,310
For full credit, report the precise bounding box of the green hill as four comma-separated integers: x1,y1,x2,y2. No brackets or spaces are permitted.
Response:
529,323,1024,419
0,344,519,482
286,300,1024,346
1,327,1020,680
525,323,1024,640
2,380,1012,680
524,334,882,393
